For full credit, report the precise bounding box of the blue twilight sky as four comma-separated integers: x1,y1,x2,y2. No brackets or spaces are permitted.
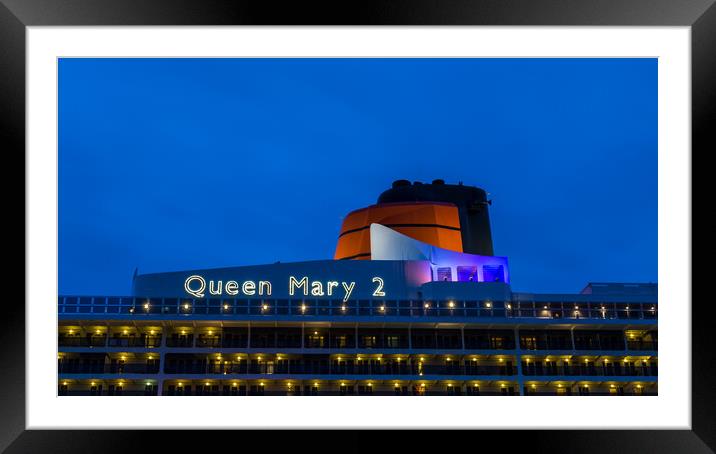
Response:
58,58,657,295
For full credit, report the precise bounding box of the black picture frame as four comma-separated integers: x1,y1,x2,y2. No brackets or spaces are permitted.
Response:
3,0,713,451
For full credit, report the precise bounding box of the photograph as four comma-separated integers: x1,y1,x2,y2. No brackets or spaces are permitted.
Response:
57,57,658,398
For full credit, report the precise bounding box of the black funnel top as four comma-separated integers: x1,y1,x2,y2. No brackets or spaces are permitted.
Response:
378,180,494,256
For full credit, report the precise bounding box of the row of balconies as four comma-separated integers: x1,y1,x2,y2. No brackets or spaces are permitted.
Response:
57,378,657,397
59,296,658,322
58,360,657,378
57,331,658,351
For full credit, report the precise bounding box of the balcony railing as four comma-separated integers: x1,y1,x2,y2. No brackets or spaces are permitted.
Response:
627,340,658,350
521,365,657,377
59,390,157,396
58,363,160,374
108,337,162,348
58,336,162,348
163,363,518,376
58,336,107,347
59,296,658,322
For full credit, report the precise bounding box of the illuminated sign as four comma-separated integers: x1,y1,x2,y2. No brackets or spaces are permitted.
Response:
184,275,386,301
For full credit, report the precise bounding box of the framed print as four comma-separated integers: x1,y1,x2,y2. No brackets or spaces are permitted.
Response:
4,0,714,451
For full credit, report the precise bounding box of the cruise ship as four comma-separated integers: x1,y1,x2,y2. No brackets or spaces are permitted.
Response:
57,179,657,396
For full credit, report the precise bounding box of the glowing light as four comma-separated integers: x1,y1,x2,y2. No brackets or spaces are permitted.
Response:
506,304,512,309
379,305,385,312
224,304,229,310
178,383,183,387
498,358,503,362
183,303,190,310
181,330,186,335
129,308,134,313
205,382,210,386
448,301,455,308
146,382,152,386
91,382,96,386
208,331,213,336
95,329,101,335
301,304,307,312
472,358,477,362
68,330,74,335
143,303,149,310
122,330,128,335
420,383,425,387
341,305,347,312
314,331,318,335
424,303,430,309
260,382,264,386
531,384,536,388
262,304,269,311
394,383,399,387
313,382,319,387
62,381,68,386
149,330,155,335
485,302,492,308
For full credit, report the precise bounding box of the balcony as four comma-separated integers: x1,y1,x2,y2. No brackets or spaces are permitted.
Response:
59,390,157,396
59,296,658,322
627,340,658,351
58,363,160,374
58,336,107,347
162,363,518,376
521,365,657,377
108,337,162,348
